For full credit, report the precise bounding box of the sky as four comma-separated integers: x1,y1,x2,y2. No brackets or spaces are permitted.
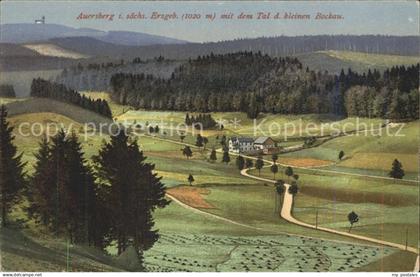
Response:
1,1,419,42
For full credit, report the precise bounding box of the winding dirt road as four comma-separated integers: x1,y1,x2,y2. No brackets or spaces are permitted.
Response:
145,133,419,271
241,167,420,272
146,133,419,184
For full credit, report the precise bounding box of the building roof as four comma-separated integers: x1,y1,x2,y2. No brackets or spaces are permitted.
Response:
238,137,254,143
254,136,271,144
230,137,254,143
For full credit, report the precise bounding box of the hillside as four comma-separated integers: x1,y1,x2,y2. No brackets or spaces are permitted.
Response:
0,43,40,57
5,98,113,127
0,70,62,97
297,51,420,74
1,227,124,271
48,37,133,57
54,59,181,91
0,23,188,46
77,35,418,59
109,52,419,120
23,43,89,59
0,55,76,71
109,52,334,116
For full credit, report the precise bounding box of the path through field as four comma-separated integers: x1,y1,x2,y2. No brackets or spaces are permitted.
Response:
241,167,420,272
144,130,419,271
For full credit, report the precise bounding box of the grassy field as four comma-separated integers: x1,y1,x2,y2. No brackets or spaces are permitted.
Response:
80,91,131,117
296,50,420,74
144,233,398,272
247,167,419,249
8,112,110,173
118,109,384,139
0,97,26,105
6,98,113,126
281,121,419,174
5,97,419,271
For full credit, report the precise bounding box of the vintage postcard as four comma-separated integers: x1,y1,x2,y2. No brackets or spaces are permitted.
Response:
0,0,419,274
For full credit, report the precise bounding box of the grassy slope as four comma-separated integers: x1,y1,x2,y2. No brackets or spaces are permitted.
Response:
282,121,419,173
80,91,131,117
297,50,420,74
8,112,110,173
248,167,419,249
6,98,113,126
6,95,418,271
0,97,26,105
1,227,124,272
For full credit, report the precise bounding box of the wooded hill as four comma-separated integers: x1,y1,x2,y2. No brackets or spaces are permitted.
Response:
109,52,419,120
47,35,420,59
30,78,112,118
54,57,180,91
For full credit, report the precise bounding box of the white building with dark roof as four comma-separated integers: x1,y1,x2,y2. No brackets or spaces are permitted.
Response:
228,137,255,153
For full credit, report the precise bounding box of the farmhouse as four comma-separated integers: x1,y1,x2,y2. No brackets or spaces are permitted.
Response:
228,137,255,153
253,136,277,154
228,136,279,154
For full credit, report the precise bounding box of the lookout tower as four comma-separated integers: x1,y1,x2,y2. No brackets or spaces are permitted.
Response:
35,16,45,24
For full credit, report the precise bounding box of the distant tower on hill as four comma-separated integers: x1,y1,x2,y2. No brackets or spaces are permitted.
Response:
35,16,45,24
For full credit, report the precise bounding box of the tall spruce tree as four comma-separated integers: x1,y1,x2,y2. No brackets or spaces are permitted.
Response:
93,131,169,267
27,136,53,225
0,105,26,227
28,130,97,243
66,132,97,243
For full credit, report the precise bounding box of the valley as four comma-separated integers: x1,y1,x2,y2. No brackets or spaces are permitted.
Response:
0,18,419,273
2,92,418,271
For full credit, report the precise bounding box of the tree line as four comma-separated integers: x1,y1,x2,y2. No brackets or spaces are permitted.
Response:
185,113,217,129
71,35,420,60
109,52,419,120
336,65,419,120
30,78,113,118
54,59,179,92
0,85,16,98
0,105,169,269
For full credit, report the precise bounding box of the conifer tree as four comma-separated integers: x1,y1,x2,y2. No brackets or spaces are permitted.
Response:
389,159,405,179
93,131,169,267
188,174,195,186
209,148,217,162
182,146,193,159
0,105,26,227
29,130,97,243
27,136,53,225
236,155,245,170
222,150,230,164
195,134,204,148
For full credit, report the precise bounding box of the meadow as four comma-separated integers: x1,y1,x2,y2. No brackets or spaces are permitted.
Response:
4,94,418,272
144,233,397,272
280,121,419,174
247,167,419,249
296,50,420,74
